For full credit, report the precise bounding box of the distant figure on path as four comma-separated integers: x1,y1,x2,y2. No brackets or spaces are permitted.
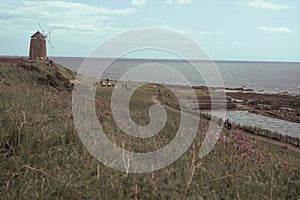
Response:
158,89,161,98
224,119,232,130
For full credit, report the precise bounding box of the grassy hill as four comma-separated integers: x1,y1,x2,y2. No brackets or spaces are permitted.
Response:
0,58,299,199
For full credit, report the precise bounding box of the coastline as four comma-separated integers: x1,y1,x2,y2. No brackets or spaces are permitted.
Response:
191,85,300,124
226,91,300,124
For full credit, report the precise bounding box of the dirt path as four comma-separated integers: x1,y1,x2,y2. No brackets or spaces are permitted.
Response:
151,96,300,155
151,96,183,115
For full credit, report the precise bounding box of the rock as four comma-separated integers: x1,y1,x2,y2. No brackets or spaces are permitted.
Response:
279,107,293,112
263,105,272,110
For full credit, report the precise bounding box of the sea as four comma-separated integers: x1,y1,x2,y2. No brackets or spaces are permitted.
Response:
51,57,300,94
51,57,300,138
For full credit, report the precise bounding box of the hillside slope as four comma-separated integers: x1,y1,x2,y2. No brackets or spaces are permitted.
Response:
0,58,76,91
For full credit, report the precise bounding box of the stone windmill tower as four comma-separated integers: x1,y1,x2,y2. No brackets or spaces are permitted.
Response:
29,31,47,60
29,24,54,60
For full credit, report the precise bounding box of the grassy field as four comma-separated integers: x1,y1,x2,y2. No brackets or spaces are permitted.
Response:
0,59,299,199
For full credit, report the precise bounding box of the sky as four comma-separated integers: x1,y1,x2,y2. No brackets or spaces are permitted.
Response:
0,0,299,61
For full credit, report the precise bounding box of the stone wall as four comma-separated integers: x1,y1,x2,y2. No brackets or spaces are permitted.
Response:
29,37,47,60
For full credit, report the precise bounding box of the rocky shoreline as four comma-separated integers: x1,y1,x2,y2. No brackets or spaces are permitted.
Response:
191,85,300,123
226,91,300,123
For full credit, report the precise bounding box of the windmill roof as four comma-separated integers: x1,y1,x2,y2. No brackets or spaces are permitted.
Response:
31,31,45,37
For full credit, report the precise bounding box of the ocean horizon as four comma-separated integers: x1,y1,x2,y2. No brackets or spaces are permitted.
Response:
1,55,299,94
48,56,300,95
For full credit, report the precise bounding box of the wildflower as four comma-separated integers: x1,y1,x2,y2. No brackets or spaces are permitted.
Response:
233,143,238,149
233,154,239,159
282,160,287,167
220,136,227,143
241,153,246,158
226,137,230,143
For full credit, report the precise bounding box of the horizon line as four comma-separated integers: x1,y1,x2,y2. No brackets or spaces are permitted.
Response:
1,55,300,64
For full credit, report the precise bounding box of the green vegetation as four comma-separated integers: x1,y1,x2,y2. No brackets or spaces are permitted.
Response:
0,59,299,199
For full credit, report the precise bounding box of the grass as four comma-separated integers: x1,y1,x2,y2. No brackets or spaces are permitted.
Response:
0,59,299,199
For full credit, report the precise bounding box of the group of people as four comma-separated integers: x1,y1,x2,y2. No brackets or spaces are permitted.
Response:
94,79,131,89
95,79,116,87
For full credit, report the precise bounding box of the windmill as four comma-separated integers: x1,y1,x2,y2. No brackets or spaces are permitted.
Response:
37,23,55,50
29,23,55,60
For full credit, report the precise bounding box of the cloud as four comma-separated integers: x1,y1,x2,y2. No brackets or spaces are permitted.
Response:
177,0,191,4
258,26,291,33
131,0,150,6
0,1,135,34
247,0,290,9
163,0,191,4
146,17,160,21
233,41,241,45
163,0,173,4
